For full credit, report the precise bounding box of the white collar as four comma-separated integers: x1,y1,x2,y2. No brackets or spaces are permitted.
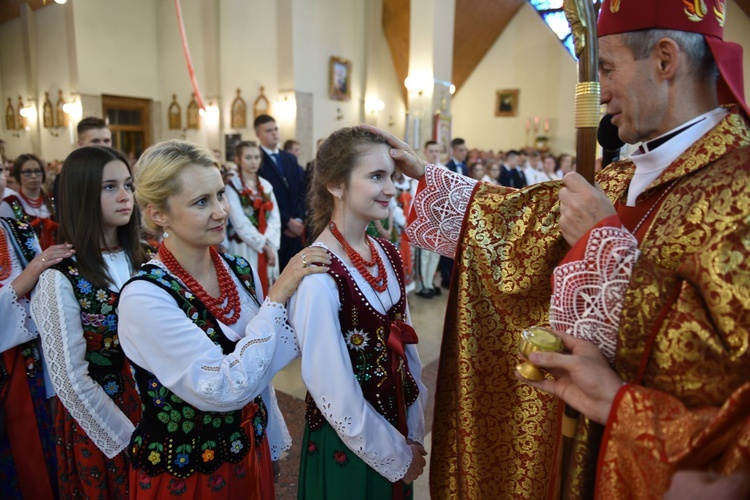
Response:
625,108,727,205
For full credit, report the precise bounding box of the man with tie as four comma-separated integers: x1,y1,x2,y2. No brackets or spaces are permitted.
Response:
254,114,306,270
444,138,468,176
498,149,526,188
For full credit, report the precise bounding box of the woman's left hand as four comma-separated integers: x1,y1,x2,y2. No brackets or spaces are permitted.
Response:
516,330,623,425
266,247,331,304
11,243,75,297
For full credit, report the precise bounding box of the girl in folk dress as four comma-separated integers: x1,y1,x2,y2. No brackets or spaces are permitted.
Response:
225,141,281,295
30,146,148,499
0,154,58,249
117,140,329,498
0,159,74,498
290,126,427,500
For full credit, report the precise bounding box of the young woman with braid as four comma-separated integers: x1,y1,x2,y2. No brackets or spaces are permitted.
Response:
225,140,281,295
31,146,148,499
289,126,427,500
117,140,329,498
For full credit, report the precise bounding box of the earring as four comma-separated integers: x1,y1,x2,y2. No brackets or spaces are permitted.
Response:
162,227,169,239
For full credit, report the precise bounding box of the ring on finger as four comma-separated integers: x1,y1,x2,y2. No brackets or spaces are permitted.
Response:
301,252,308,267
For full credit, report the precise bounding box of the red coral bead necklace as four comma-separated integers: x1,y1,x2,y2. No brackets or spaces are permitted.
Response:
0,231,11,282
329,221,387,292
158,243,241,324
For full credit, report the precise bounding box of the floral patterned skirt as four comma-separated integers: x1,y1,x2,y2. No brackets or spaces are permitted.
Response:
130,435,274,499
0,345,57,498
298,422,413,500
55,378,140,500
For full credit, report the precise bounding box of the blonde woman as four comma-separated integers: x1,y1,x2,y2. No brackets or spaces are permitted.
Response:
118,140,329,498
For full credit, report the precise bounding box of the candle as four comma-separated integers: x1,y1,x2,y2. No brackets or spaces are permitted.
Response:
544,118,550,132
525,118,530,132
533,116,540,131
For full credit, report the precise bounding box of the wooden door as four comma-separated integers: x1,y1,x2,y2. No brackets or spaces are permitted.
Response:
102,95,152,159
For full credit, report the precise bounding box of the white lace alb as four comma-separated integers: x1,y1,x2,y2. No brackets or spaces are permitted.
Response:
406,164,478,258
550,226,640,362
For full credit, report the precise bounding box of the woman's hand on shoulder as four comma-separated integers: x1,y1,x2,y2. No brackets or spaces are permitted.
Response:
266,246,331,304
11,243,74,296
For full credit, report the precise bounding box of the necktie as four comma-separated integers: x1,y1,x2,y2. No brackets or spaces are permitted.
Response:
270,153,288,187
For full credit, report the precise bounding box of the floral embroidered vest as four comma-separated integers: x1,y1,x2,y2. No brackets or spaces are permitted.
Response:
305,239,420,430
125,254,268,478
52,258,134,400
226,181,273,243
0,218,43,387
3,194,57,249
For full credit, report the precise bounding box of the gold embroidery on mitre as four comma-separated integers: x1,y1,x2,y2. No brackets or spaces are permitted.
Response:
610,0,621,13
714,0,725,26
683,0,708,22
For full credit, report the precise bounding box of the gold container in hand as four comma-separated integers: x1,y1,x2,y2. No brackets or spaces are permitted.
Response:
517,326,563,381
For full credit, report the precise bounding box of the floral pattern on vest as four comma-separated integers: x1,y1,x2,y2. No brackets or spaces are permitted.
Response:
53,258,127,398
0,217,43,387
305,239,420,430
3,194,58,249
126,253,268,478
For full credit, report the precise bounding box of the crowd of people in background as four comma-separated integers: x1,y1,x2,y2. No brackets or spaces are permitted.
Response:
0,110,440,498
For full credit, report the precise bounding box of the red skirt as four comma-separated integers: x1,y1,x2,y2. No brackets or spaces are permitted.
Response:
129,435,275,499
55,371,141,499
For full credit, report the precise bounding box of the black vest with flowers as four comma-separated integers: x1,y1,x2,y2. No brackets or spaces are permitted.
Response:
124,254,268,478
52,258,132,399
0,218,43,387
305,239,420,430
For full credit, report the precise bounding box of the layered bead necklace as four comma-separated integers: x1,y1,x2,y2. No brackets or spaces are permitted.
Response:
0,231,11,282
19,191,45,209
329,221,388,292
158,243,241,325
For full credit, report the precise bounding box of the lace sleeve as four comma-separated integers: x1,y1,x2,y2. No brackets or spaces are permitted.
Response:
289,273,413,483
405,344,427,445
405,164,478,258
0,285,37,352
31,269,135,458
261,384,292,461
550,226,640,363
118,280,299,413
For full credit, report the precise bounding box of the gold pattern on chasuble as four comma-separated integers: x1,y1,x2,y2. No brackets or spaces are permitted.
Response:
430,181,569,499
606,110,750,395
596,111,750,496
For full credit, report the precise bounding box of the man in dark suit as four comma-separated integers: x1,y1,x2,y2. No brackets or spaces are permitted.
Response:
444,138,468,176
498,150,527,188
439,137,469,288
255,114,306,270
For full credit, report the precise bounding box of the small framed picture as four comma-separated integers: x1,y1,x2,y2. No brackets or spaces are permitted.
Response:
329,56,352,101
495,89,519,117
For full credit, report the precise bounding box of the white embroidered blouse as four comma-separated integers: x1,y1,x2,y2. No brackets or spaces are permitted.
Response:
117,258,296,461
31,251,136,458
288,242,427,483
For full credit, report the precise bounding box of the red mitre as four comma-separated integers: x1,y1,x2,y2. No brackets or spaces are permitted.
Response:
597,0,748,117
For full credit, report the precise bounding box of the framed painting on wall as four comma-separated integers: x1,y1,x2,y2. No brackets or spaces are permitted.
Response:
433,112,452,162
329,56,351,101
495,88,519,117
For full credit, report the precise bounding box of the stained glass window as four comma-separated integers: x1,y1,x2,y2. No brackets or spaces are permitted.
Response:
529,0,600,59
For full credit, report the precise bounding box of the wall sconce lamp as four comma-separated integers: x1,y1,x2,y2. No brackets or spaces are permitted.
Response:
365,97,385,114
62,99,82,121
199,101,220,124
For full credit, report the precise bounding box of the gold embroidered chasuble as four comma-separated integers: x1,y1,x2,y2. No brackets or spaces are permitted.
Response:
426,108,750,499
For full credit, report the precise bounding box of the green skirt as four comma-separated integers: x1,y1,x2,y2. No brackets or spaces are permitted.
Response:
298,421,413,500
